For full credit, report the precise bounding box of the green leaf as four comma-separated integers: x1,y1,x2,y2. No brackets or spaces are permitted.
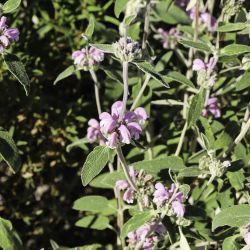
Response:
166,71,196,89
220,44,250,56
114,0,128,18
212,205,250,231
2,0,21,13
222,235,240,250
81,146,114,186
90,171,125,189
75,215,109,230
179,227,191,250
236,71,250,91
73,196,109,212
217,22,249,32
186,0,196,11
124,15,136,26
85,16,95,38
66,138,88,152
179,40,211,52
121,211,154,238
0,217,23,250
226,170,245,191
133,156,186,176
89,43,115,53
187,89,205,127
178,167,203,178
133,61,170,88
4,53,30,96
54,65,75,85
0,129,21,173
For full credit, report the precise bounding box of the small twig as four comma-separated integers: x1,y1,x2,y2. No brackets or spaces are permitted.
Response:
89,69,102,115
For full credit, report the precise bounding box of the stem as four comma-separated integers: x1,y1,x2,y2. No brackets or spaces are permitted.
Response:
89,69,102,115
142,0,151,52
116,145,137,191
175,122,188,156
119,62,129,121
130,74,150,111
195,176,214,204
221,118,250,160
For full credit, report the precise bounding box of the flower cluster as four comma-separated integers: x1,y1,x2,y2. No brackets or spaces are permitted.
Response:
86,101,147,148
193,58,217,87
199,154,231,179
242,222,250,245
153,183,185,217
126,221,166,250
113,37,141,62
116,166,153,206
188,7,217,32
0,16,19,52
157,28,181,49
72,46,104,70
202,97,221,118
86,119,105,145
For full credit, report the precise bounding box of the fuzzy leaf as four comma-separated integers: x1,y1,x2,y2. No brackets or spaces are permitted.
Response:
133,61,170,88
73,196,109,212
179,40,211,52
220,44,250,56
81,146,115,186
217,22,248,32
121,211,154,238
4,53,30,96
85,16,95,38
166,71,195,89
114,0,128,18
212,205,250,231
187,89,205,127
54,65,75,85
0,129,21,173
75,215,109,230
2,0,21,13
89,43,115,53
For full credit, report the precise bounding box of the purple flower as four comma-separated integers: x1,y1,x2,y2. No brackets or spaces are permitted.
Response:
157,28,180,49
4,28,19,41
87,118,105,145
202,97,221,118
153,183,169,206
200,13,217,32
98,101,147,148
123,187,135,203
172,200,185,217
72,46,104,70
192,59,206,71
127,222,166,249
175,0,189,8
0,16,19,52
243,223,250,245
116,180,129,190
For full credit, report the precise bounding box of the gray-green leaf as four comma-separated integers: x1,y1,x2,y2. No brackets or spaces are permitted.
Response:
89,43,115,54
121,211,154,238
81,146,114,186
217,22,249,32
114,0,128,18
187,89,205,127
220,44,250,56
85,16,95,38
75,215,109,230
54,65,75,85
212,205,250,231
0,129,21,173
133,61,170,88
179,40,211,52
2,0,21,13
4,53,30,96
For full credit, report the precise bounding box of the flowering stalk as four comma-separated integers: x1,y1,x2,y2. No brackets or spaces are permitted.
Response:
116,145,137,191
89,69,102,115
119,61,129,121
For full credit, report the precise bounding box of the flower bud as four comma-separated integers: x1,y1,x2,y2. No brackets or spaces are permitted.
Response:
113,37,141,62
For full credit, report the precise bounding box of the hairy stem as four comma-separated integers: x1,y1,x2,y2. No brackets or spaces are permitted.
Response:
119,62,129,121
116,145,137,191
89,69,102,115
